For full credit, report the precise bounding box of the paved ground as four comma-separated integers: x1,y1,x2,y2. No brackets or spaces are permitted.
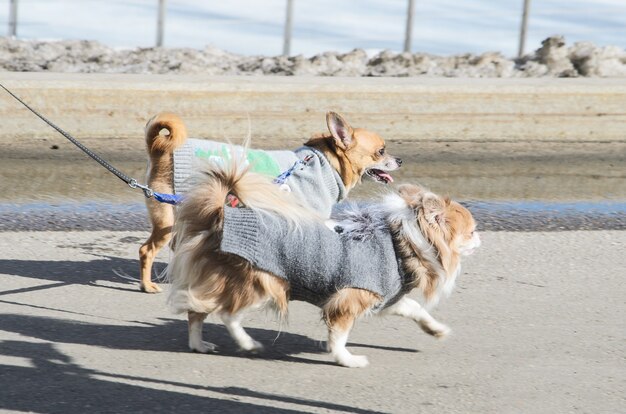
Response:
0,230,624,413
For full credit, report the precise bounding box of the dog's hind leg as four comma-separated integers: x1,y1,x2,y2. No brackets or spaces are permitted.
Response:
323,288,380,368
188,311,217,353
383,296,450,338
220,311,264,353
139,198,174,293
327,317,367,368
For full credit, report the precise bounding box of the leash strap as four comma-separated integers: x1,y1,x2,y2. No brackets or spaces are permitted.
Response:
0,82,314,206
153,192,183,205
0,82,154,197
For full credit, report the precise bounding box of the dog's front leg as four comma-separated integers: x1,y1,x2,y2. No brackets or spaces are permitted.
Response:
188,311,217,353
384,296,450,338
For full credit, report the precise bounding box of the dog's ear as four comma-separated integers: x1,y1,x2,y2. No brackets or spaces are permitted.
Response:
398,184,425,209
326,112,354,150
422,192,446,226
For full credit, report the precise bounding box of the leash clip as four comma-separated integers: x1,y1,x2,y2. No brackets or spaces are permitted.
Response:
129,179,154,198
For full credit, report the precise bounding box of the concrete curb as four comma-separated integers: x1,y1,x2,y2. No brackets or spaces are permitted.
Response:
1,73,625,143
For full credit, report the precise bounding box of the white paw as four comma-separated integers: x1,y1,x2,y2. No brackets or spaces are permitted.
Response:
434,324,451,339
336,354,369,368
240,339,264,353
189,340,217,353
420,320,451,338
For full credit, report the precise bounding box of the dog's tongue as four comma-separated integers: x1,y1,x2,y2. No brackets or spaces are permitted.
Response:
378,171,393,183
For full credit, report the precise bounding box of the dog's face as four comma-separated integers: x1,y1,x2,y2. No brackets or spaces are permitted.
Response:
325,112,401,187
398,184,481,257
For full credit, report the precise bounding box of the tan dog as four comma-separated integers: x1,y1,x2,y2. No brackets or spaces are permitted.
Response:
139,112,401,293
167,163,480,367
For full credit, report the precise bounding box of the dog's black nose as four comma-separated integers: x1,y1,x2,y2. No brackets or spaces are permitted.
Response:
396,157,402,166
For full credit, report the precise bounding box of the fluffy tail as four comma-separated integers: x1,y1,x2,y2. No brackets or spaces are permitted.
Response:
176,159,315,239
145,112,188,155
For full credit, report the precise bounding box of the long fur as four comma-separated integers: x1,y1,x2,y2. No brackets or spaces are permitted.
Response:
383,192,452,306
332,190,474,308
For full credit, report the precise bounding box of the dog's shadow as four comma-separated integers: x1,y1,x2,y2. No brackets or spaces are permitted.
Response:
1,253,418,363
0,233,173,293
0,312,418,366
1,340,387,414
0,313,337,364
0,255,156,293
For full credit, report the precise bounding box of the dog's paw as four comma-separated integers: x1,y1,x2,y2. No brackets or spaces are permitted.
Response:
434,325,451,339
190,341,217,354
140,282,162,294
419,320,451,339
336,354,369,368
240,339,264,353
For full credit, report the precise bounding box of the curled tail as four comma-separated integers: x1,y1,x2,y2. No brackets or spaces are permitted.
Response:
145,112,188,155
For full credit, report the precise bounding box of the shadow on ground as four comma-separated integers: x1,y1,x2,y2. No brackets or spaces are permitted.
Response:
0,256,153,294
1,255,419,356
0,340,385,414
0,312,333,363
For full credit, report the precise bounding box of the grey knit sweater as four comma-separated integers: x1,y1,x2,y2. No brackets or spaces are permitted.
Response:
220,206,409,310
288,146,347,218
173,139,298,194
174,141,346,218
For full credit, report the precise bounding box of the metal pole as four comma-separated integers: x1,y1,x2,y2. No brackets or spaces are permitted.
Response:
283,0,294,56
403,0,415,53
8,0,18,38
156,0,166,47
518,0,531,57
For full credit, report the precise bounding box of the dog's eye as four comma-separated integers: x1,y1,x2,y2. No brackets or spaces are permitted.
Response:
378,148,385,156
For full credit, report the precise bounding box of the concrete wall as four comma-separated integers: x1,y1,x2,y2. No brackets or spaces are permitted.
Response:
1,73,625,144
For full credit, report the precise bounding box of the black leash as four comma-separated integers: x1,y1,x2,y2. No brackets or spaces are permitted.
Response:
0,82,155,198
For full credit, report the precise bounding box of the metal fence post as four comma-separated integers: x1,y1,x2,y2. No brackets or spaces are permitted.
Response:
8,0,18,38
404,0,415,53
283,0,294,56
156,0,166,47
518,0,531,57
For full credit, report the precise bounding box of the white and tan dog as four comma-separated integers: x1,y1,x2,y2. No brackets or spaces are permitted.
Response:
167,163,480,368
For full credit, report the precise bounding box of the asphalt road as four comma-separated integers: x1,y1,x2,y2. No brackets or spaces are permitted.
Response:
0,230,624,413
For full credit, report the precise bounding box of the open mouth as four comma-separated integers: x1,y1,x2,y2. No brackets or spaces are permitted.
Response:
366,168,394,184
